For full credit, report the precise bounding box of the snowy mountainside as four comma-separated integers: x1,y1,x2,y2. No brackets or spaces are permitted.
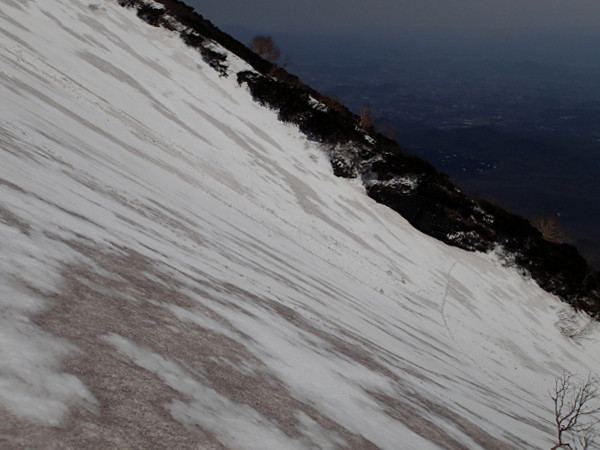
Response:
0,0,599,448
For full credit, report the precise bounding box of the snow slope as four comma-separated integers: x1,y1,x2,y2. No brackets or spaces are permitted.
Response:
0,1,599,448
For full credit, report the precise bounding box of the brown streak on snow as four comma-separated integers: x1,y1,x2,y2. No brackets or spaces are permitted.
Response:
0,205,31,235
3,237,377,448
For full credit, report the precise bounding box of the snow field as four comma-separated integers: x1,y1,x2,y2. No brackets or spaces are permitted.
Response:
0,0,598,448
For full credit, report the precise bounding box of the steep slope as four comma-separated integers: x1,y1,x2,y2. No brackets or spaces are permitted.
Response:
144,0,600,315
0,1,599,448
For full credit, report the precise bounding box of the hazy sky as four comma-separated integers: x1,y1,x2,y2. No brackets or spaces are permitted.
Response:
189,0,600,36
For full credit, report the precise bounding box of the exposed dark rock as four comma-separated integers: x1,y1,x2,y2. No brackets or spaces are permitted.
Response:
136,4,163,27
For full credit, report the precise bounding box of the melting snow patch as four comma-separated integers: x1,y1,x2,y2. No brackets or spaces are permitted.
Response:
446,230,480,246
364,173,420,194
383,174,419,193
308,96,327,112
473,203,495,224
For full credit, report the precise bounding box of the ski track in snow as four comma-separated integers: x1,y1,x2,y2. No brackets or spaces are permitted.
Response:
0,1,599,449
440,261,499,384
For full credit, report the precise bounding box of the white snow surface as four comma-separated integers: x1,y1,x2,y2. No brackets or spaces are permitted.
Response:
0,1,599,448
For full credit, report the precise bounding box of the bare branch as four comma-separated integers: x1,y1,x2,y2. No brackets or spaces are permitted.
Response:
249,35,281,63
358,106,375,130
550,371,600,449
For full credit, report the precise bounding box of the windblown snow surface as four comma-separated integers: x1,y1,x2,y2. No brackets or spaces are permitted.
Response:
1,1,599,448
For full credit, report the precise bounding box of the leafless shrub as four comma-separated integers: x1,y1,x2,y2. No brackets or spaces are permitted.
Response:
250,35,281,63
550,371,600,449
573,427,599,450
280,54,292,70
581,253,599,285
531,214,568,243
556,309,594,343
358,106,375,129
268,64,284,78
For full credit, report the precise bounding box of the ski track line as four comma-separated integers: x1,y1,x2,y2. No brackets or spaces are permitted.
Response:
440,260,497,382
